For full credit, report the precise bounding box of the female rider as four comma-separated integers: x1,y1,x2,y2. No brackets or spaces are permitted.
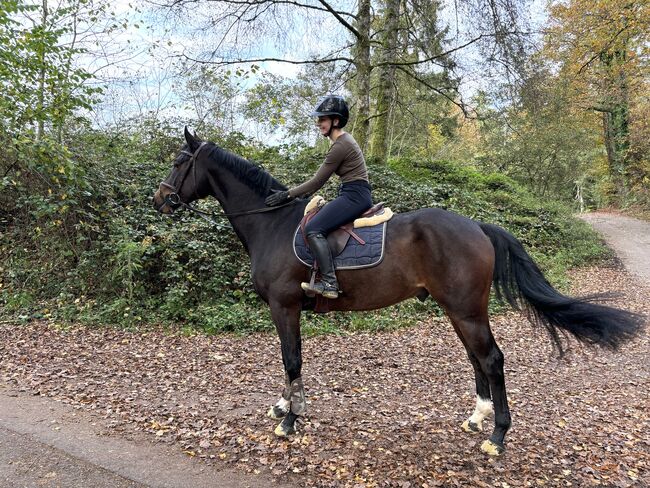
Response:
264,95,372,299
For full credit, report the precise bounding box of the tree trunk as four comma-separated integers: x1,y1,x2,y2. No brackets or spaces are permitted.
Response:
352,0,371,153
369,0,400,163
56,6,79,144
599,49,630,203
37,0,48,141
602,109,629,202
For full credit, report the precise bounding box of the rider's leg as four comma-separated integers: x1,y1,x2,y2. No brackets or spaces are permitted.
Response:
302,232,339,299
302,181,372,299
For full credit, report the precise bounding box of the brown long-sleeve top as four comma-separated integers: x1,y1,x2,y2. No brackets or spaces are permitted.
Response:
288,132,368,198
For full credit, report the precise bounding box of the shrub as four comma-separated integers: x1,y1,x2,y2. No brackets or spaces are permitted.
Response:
0,127,609,334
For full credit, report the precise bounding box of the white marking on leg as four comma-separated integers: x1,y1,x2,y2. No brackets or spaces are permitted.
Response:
276,397,290,412
469,395,493,425
268,396,291,419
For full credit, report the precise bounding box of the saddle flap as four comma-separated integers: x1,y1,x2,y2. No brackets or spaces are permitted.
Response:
298,196,392,258
294,222,387,271
327,228,351,256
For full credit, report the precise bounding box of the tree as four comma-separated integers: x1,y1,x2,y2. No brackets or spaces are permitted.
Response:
243,65,344,142
0,0,104,141
484,78,603,199
368,0,401,161
544,0,650,204
369,0,458,161
0,0,122,231
158,0,532,161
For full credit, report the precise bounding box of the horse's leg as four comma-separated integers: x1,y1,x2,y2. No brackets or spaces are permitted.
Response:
460,346,493,434
447,311,510,456
268,301,305,437
446,321,493,433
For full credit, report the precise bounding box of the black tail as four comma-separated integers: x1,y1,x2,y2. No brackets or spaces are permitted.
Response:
479,222,644,354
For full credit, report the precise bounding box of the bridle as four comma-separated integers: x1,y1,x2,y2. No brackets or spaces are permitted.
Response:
158,142,296,224
158,142,208,212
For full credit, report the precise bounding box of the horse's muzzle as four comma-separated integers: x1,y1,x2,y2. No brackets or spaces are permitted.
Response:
153,189,175,214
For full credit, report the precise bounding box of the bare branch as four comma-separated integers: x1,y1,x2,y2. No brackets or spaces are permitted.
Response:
395,65,476,119
372,34,490,68
317,0,361,39
577,26,629,74
155,0,356,18
180,53,354,66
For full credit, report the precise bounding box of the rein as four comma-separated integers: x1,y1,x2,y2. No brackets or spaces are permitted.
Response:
159,143,297,224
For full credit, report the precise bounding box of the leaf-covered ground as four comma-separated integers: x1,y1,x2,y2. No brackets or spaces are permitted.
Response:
1,262,648,487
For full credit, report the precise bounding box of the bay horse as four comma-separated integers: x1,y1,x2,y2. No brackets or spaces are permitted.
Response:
152,128,642,456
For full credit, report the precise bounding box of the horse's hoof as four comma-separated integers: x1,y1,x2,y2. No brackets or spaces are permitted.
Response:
267,405,288,419
461,419,482,433
480,439,505,456
274,420,296,437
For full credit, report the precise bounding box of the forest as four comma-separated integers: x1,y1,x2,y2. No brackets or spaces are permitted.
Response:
1,0,648,331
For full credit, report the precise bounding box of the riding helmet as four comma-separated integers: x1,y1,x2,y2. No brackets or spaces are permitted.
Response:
311,95,349,128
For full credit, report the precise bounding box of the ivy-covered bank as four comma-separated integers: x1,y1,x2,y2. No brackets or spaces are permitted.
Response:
0,126,609,334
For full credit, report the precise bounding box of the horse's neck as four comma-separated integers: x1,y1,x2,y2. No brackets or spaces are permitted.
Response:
206,165,294,255
207,167,263,213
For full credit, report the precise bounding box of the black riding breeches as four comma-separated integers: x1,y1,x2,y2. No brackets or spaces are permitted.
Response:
304,180,372,236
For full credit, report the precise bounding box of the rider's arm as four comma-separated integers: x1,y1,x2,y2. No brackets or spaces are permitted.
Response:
288,140,346,198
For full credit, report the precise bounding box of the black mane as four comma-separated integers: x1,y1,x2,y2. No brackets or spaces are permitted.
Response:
206,144,287,196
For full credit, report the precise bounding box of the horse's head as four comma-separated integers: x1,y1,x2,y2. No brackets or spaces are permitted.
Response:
153,127,210,214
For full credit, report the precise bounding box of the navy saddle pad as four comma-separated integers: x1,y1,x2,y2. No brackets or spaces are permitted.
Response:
293,223,387,270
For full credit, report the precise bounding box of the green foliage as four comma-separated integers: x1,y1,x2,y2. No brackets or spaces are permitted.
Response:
0,0,102,137
0,125,609,335
0,0,620,337
109,222,146,307
0,0,107,254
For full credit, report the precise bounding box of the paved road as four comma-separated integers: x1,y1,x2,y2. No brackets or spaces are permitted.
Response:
0,424,142,488
579,211,650,285
0,386,293,488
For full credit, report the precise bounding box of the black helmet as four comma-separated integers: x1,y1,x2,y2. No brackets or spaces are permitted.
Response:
310,95,349,129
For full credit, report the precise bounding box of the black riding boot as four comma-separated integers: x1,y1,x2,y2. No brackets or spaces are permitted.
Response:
301,233,339,299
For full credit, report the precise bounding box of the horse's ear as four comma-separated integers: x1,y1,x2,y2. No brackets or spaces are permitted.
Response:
184,126,201,151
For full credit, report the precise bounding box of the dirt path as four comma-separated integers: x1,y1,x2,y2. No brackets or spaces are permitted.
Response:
0,213,648,487
579,211,650,285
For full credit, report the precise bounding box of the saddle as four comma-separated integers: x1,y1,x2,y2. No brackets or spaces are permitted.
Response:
294,197,394,313
300,196,394,256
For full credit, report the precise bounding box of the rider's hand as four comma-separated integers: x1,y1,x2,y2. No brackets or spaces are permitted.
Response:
265,190,291,207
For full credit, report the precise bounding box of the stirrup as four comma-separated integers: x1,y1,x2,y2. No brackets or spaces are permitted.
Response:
301,280,339,299
302,270,317,298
